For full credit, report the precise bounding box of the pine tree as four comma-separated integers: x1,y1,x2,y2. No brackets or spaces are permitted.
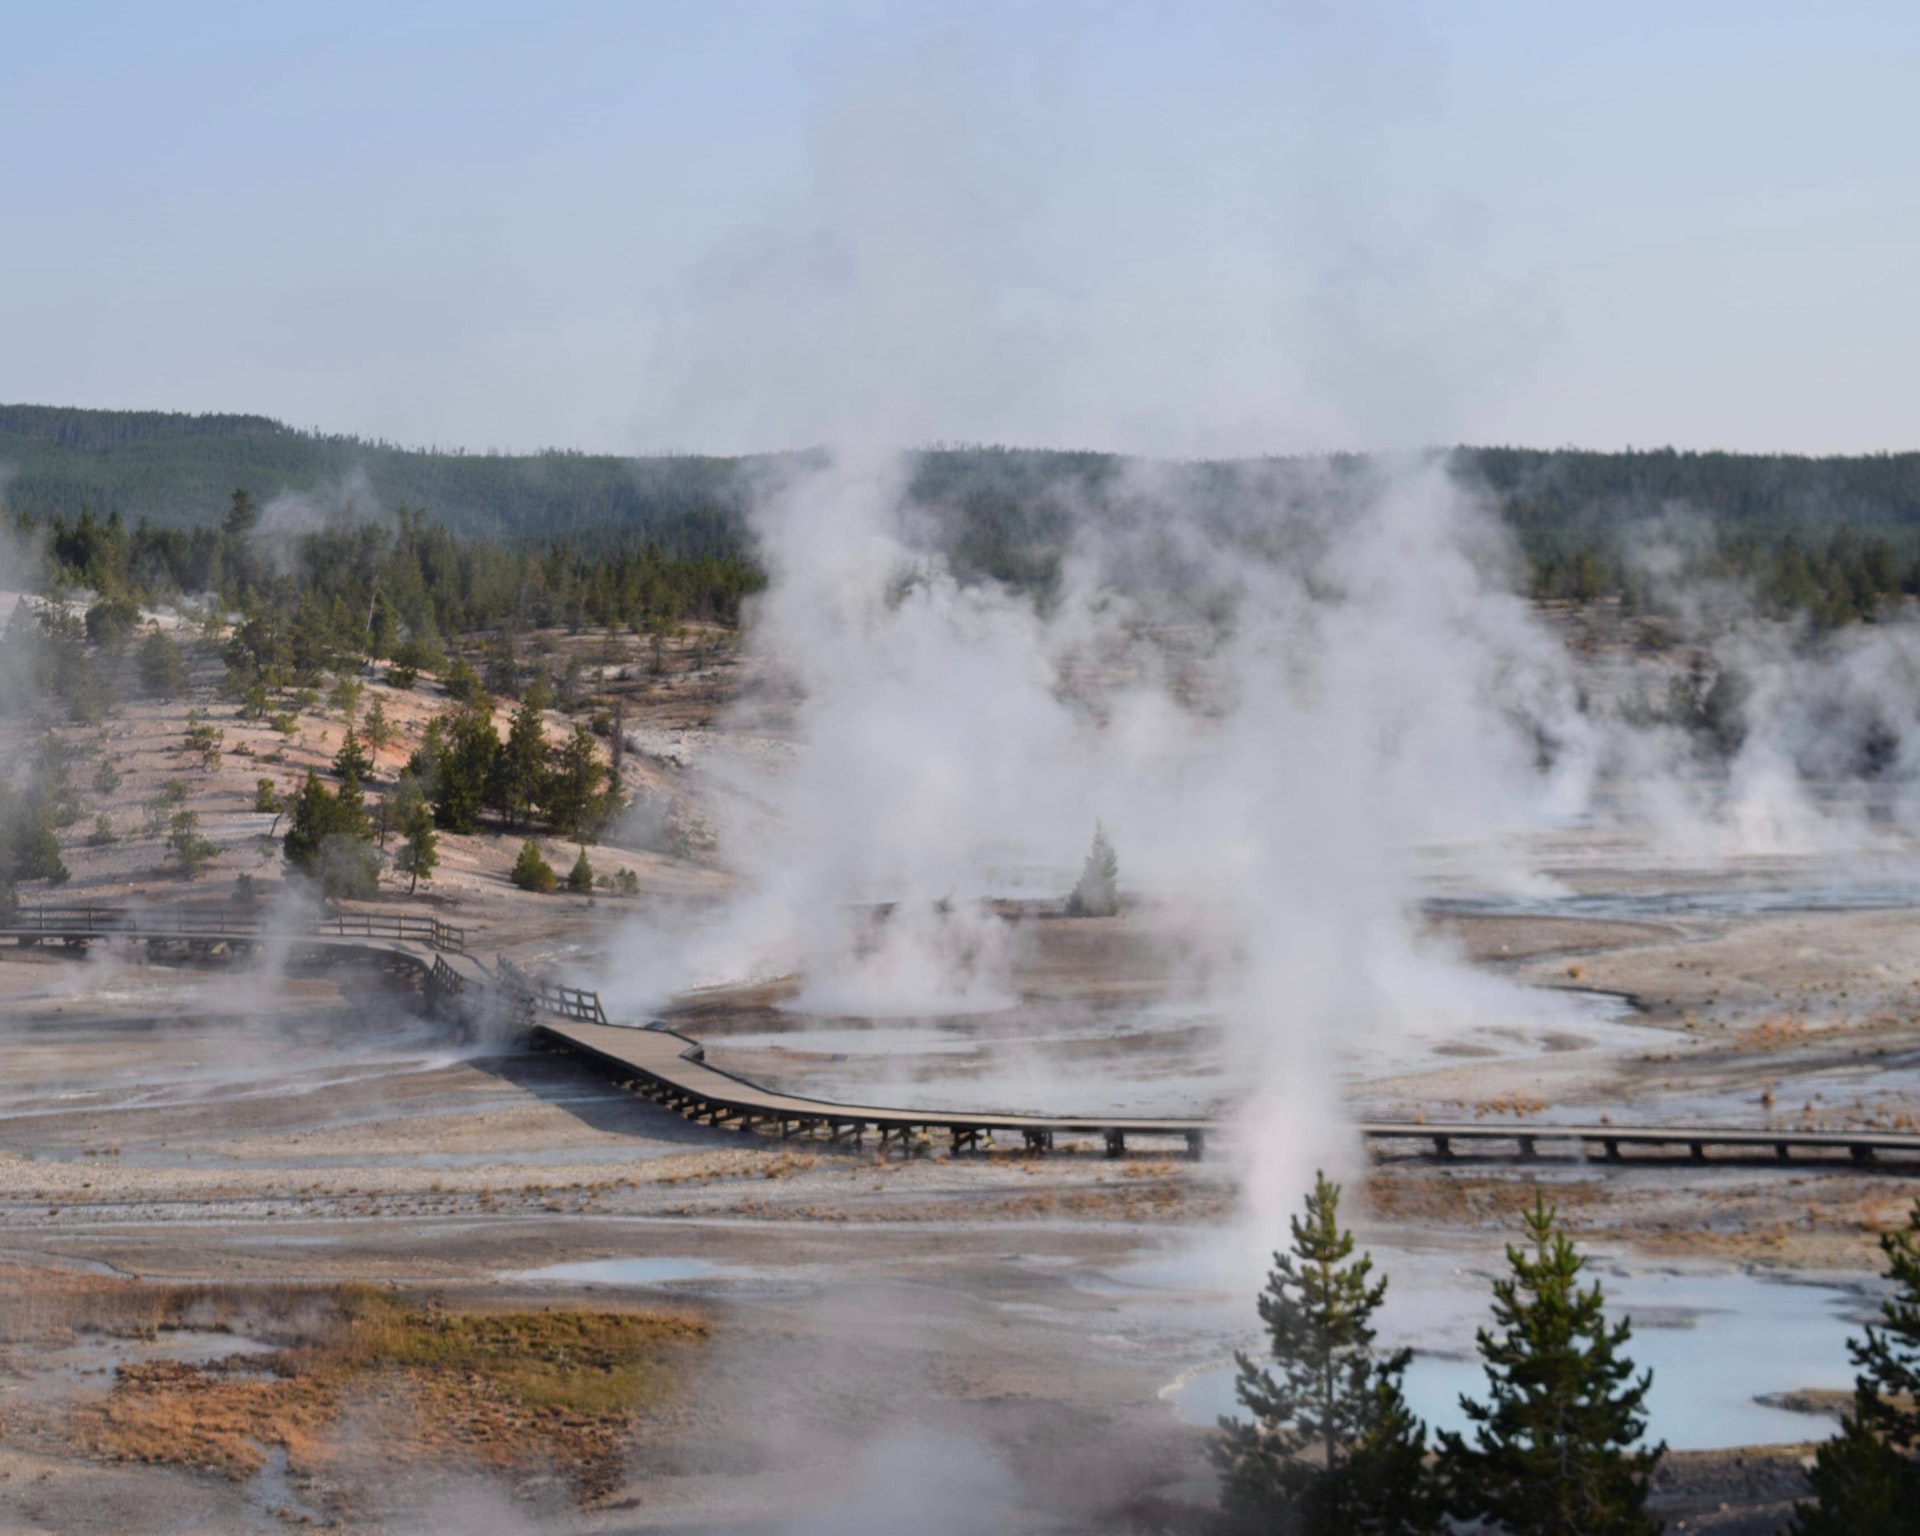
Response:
1213,1172,1437,1535
1439,1194,1663,1536
166,809,217,878
395,780,439,896
1066,821,1119,917
543,724,608,840
331,727,373,785
137,629,188,699
378,767,423,851
222,487,258,540
361,694,394,751
492,690,549,828
416,708,499,833
282,772,336,871
567,847,594,893
1789,1197,1920,1534
282,770,378,899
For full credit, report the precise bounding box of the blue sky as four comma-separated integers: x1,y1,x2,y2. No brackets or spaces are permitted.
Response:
3,2,1916,455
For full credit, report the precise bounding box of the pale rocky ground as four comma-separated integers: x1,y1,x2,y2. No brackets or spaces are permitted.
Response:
0,615,1915,1530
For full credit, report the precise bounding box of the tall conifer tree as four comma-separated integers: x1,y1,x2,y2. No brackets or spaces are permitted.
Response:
1214,1172,1436,1535
1439,1194,1662,1536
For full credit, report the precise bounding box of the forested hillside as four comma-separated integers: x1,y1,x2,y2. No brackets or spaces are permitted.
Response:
8,404,1920,625
0,405,760,558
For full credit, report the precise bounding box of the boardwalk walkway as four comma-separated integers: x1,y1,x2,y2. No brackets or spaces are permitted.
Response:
7,905,1919,1167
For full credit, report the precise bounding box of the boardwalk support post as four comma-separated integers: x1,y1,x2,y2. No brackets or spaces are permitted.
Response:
1105,1130,1126,1159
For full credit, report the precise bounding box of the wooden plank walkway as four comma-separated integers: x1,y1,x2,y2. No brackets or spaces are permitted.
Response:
540,1018,1920,1167
8,906,1920,1167
541,1018,1209,1156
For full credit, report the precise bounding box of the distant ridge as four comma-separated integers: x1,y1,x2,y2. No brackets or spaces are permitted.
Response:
4,404,1919,566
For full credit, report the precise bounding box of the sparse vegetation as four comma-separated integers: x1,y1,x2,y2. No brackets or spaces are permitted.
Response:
182,710,222,769
0,1263,706,1507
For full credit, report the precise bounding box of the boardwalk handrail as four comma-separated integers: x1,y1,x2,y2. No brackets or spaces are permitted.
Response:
0,905,466,954
496,956,608,1024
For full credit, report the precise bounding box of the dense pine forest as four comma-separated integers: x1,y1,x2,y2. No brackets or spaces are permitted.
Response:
8,404,1920,628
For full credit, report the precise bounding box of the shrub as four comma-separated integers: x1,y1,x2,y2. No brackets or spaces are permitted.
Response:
510,841,557,893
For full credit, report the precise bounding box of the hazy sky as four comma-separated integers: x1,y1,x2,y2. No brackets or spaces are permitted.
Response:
4,2,1916,457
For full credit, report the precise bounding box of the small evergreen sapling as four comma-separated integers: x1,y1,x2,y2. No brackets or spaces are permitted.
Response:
1439,1193,1663,1536
361,694,394,751
1790,1196,1920,1534
166,809,218,878
1065,822,1119,917
331,727,373,785
567,847,594,893
1213,1172,1437,1535
395,792,439,896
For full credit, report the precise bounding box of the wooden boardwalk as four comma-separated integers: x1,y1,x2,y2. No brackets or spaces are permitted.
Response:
540,1017,1920,1168
541,1018,1209,1156
8,906,1920,1167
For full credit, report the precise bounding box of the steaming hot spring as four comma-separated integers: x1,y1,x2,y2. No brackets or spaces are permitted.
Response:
646,894,1643,1123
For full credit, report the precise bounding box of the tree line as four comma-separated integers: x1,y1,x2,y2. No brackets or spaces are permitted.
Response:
1532,526,1918,630
10,405,1920,632
1219,1175,1920,1534
32,492,762,670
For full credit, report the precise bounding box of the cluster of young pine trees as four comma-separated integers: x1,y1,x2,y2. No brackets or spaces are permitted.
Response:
1219,1176,1920,1534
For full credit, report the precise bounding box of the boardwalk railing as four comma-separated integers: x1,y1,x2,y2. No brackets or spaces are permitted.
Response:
0,906,466,954
496,956,608,1025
